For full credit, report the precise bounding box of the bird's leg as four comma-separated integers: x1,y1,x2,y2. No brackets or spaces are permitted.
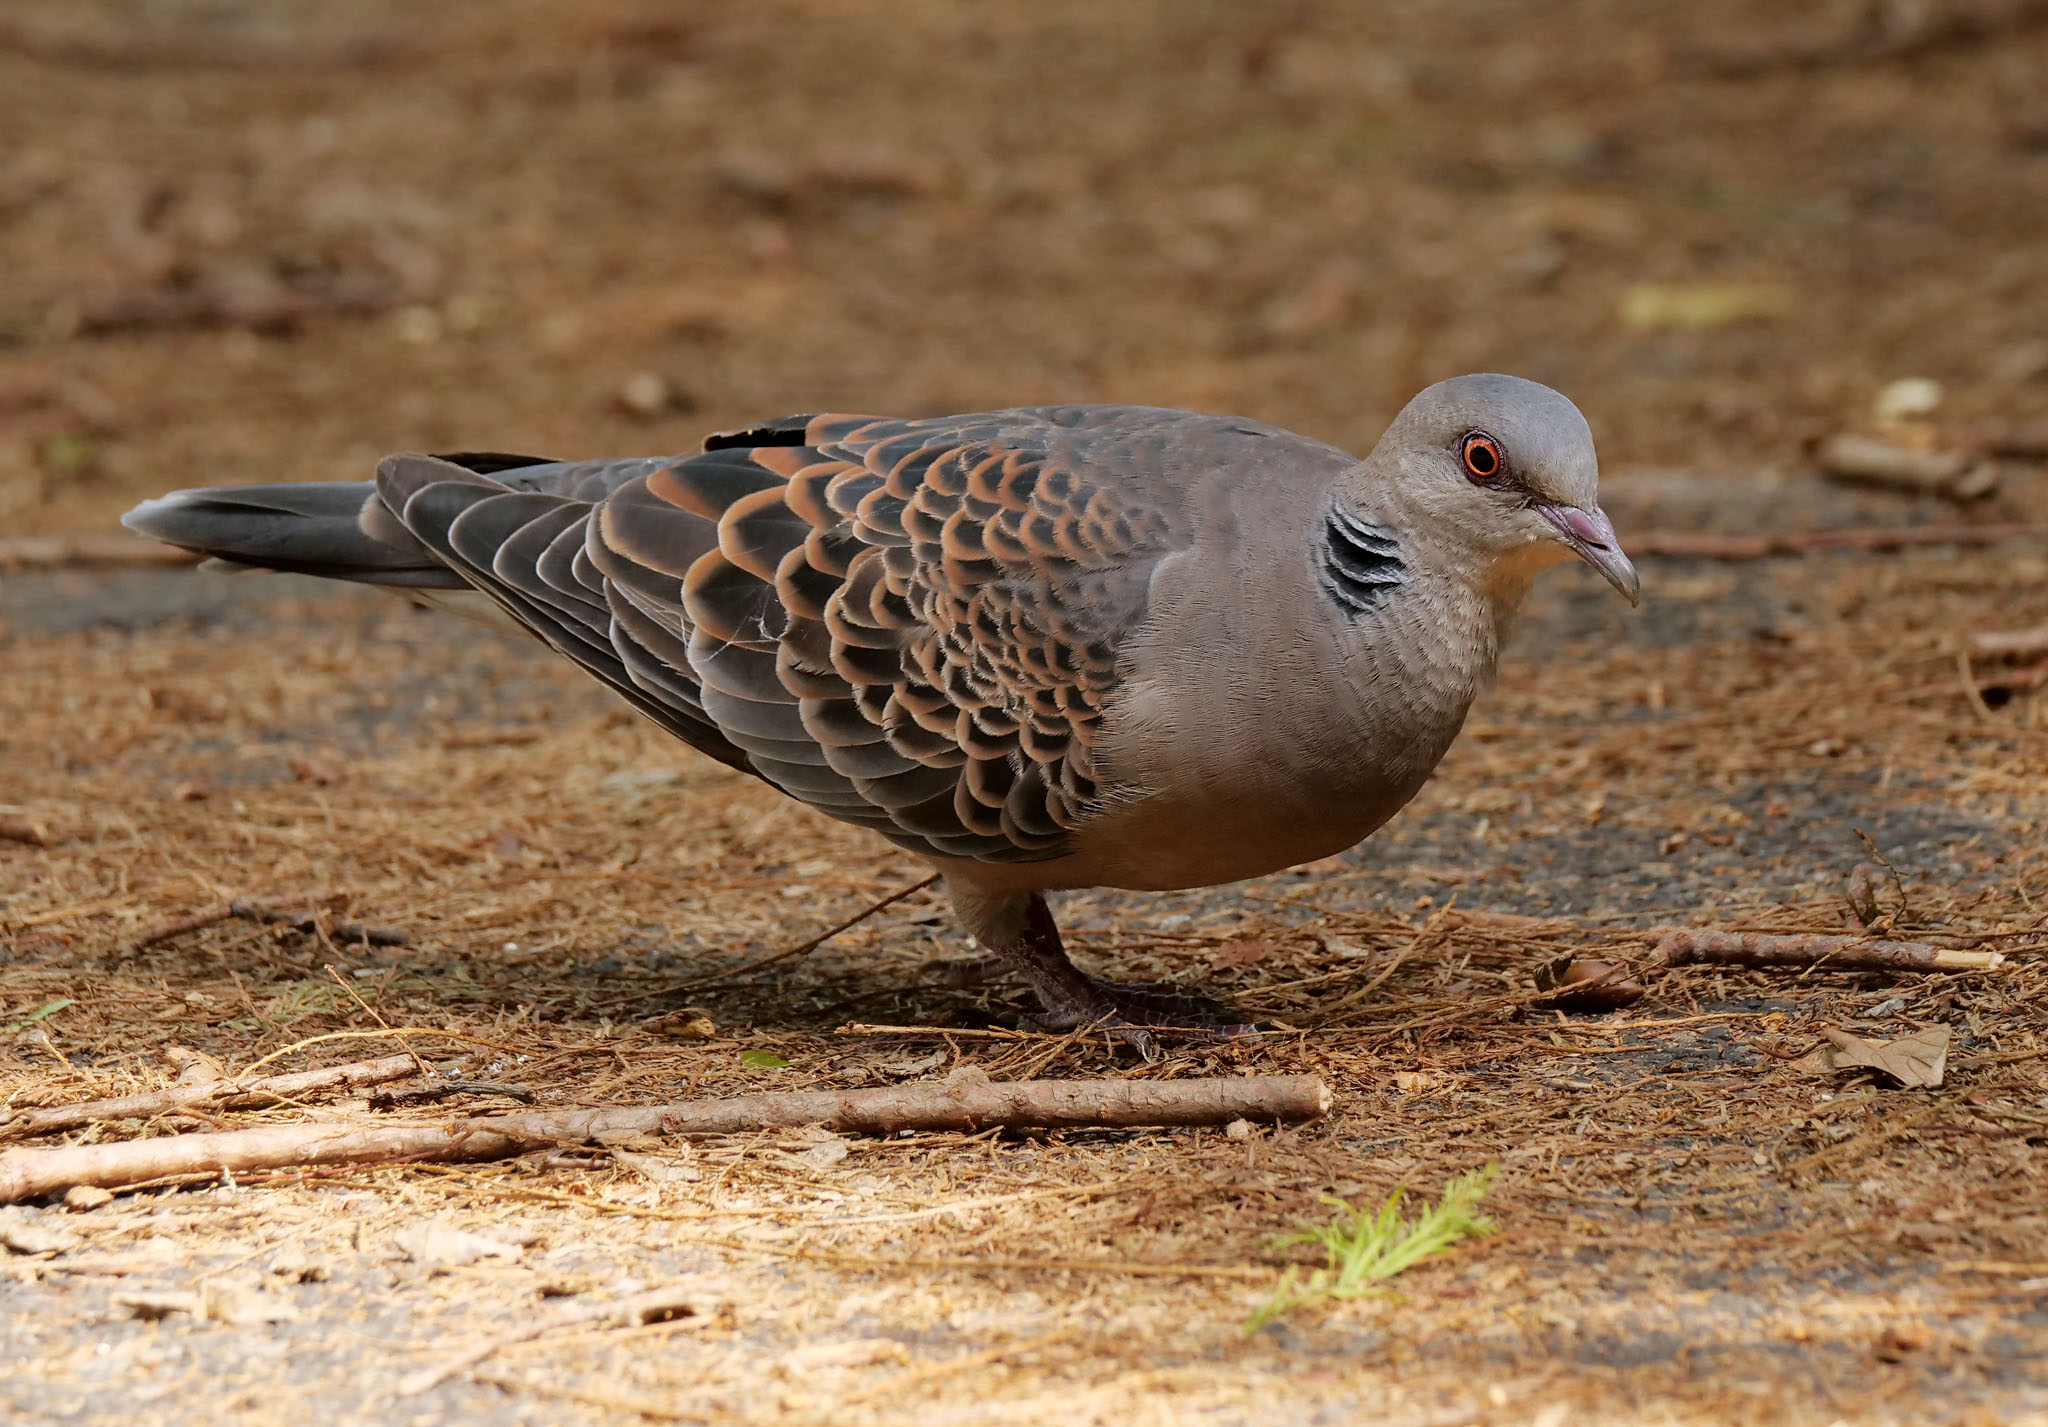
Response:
951,888,1251,1041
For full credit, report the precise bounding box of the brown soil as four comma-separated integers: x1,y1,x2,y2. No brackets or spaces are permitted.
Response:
4,3,2048,1424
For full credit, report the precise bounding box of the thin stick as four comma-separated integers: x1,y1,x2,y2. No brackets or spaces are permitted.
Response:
126,898,408,954
127,904,238,952
1972,626,2048,660
1814,435,1997,500
1630,523,2048,560
0,1054,419,1139
324,964,428,1079
613,873,940,1005
1656,930,2006,972
0,1072,1331,1202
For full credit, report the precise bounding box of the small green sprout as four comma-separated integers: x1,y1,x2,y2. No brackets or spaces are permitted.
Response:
3,999,75,1035
1248,1164,1499,1329
739,1050,792,1069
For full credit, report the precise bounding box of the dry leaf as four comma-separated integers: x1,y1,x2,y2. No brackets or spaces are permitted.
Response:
781,1125,851,1170
1794,1026,1950,1087
265,1247,329,1283
1533,959,1645,1012
1212,938,1272,967
643,1010,717,1039
198,1277,298,1325
62,1185,113,1211
1316,933,1376,961
391,1224,524,1269
614,1149,701,1184
165,1045,227,1084
1821,1026,1949,1088
0,1212,81,1256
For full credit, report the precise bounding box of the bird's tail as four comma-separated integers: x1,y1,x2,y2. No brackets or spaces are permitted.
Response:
121,481,464,589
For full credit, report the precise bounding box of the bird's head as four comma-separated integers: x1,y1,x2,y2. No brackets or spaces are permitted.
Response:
1356,373,1639,608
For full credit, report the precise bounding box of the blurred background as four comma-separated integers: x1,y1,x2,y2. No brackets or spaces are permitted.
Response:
2,0,2045,538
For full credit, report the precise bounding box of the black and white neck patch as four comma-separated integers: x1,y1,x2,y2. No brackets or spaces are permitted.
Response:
1319,503,1406,616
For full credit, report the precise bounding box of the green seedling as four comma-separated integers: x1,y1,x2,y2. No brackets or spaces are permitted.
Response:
1248,1164,1499,1329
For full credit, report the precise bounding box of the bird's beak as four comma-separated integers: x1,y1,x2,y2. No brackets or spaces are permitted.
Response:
1538,503,1640,606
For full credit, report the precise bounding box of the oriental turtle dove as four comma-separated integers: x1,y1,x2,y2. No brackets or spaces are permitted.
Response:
124,374,1638,1037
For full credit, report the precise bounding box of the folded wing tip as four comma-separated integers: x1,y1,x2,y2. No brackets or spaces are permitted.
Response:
121,490,202,540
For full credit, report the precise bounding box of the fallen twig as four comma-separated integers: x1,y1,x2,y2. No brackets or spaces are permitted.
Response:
1631,524,2048,560
0,1071,1331,1202
1981,423,2048,460
369,1081,534,1110
0,1054,418,1139
1972,626,2048,661
1814,434,1999,501
0,535,200,570
0,813,53,847
128,899,407,954
1656,930,2006,973
610,873,939,1007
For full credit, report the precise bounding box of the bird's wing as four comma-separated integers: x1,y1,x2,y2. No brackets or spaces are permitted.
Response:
377,406,1322,862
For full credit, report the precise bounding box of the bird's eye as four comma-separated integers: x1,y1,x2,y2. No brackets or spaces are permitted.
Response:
1460,431,1506,485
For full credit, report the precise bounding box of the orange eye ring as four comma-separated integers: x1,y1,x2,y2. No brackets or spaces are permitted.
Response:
1461,431,1505,485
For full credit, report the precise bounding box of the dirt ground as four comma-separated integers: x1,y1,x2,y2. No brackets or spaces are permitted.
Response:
4,3,2048,1424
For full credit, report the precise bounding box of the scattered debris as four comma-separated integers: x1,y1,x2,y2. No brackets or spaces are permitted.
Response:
613,371,691,420
1873,378,1945,424
392,1224,525,1270
113,1278,297,1325
0,1210,81,1256
397,1283,703,1396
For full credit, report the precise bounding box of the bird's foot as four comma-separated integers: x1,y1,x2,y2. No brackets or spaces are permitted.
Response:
1020,975,1258,1051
